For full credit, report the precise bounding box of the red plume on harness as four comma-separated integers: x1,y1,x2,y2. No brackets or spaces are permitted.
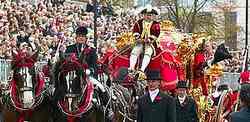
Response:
240,71,250,84
11,50,38,68
59,53,88,75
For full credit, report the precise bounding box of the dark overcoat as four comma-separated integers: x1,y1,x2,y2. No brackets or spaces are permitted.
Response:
137,91,176,122
230,107,250,122
176,96,199,122
65,44,98,77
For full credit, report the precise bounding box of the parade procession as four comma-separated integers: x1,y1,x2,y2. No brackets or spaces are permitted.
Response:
0,0,250,122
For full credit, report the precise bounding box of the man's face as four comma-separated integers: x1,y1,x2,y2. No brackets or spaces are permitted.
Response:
143,14,153,21
176,88,187,97
76,34,87,44
147,80,160,91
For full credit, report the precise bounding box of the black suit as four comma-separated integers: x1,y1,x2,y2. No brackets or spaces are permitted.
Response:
230,107,250,122
176,96,199,122
65,43,98,78
137,91,176,122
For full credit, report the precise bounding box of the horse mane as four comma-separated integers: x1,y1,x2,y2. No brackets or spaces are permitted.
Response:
54,54,86,81
53,54,87,101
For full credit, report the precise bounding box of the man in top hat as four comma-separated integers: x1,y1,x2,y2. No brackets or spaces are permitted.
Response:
175,80,199,122
137,70,176,122
229,83,250,122
65,26,113,120
65,26,97,75
212,84,238,120
128,5,161,79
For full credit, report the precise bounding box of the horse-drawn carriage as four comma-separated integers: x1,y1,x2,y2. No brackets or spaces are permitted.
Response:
0,18,240,122
97,18,237,122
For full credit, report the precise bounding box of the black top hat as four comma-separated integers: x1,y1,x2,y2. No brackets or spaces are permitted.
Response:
139,5,159,15
176,80,188,88
146,70,161,81
76,26,88,36
217,84,229,92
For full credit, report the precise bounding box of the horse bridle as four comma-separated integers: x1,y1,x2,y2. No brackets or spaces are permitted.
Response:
10,66,45,111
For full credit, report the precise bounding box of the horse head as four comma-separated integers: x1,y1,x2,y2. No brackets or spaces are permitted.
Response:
54,53,94,116
11,50,44,110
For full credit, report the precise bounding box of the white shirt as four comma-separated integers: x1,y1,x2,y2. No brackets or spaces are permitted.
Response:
212,91,222,98
149,89,160,102
178,95,186,104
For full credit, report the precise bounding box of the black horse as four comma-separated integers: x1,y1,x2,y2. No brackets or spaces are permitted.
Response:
0,51,52,122
51,54,106,122
97,66,146,122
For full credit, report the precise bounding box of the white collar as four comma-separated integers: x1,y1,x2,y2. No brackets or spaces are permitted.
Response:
149,89,159,102
178,95,186,104
212,91,222,98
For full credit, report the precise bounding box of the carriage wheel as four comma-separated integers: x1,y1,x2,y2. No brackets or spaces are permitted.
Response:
214,90,228,122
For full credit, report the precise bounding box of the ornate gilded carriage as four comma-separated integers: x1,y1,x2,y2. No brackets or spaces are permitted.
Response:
98,19,233,122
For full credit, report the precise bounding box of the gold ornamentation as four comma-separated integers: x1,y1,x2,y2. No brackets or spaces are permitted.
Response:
206,64,224,77
176,33,210,63
160,20,174,31
116,32,135,51
137,70,147,81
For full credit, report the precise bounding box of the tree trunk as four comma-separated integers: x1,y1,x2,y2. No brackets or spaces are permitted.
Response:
188,0,199,33
174,0,181,29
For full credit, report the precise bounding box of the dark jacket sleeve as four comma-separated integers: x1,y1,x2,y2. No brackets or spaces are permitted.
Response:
166,95,176,122
65,45,75,54
133,21,140,34
87,48,98,78
190,98,199,122
65,46,70,54
133,19,143,34
150,22,161,38
229,112,234,122
137,99,143,122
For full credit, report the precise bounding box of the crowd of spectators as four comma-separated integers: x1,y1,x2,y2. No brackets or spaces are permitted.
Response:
223,51,243,73
0,0,244,73
0,0,137,59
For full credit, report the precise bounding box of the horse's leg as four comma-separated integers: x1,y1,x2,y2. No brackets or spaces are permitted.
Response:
92,108,103,122
1,109,17,122
49,102,67,122
78,109,97,122
30,107,50,122
0,111,3,122
112,105,126,122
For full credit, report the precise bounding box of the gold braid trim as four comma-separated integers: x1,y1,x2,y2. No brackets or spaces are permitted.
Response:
141,21,153,40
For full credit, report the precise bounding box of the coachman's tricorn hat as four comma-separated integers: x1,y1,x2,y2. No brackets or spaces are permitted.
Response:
139,5,159,15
